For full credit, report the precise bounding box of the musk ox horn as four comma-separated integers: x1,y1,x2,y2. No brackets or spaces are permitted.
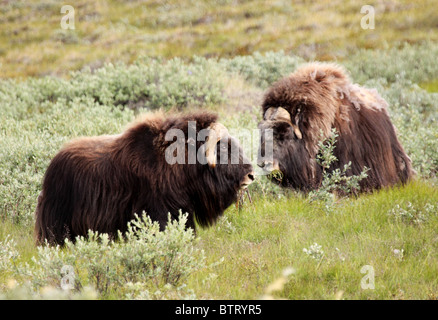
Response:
265,107,302,140
292,121,302,140
205,122,229,168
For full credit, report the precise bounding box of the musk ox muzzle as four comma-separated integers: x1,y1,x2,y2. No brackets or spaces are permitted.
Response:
35,112,254,245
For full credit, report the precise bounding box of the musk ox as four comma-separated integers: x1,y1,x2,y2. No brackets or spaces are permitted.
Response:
258,62,414,193
35,112,254,245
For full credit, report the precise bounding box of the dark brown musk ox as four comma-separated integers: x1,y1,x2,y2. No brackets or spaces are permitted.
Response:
35,111,255,245
258,62,414,193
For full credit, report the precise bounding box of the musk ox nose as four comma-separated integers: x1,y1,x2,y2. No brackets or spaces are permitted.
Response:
240,171,255,189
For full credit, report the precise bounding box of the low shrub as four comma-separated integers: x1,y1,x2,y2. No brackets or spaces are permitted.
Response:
0,56,226,119
0,213,209,299
220,51,304,88
308,129,369,213
345,41,438,84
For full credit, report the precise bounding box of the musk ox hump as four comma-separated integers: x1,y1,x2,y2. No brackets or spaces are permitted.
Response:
294,63,389,114
293,62,350,85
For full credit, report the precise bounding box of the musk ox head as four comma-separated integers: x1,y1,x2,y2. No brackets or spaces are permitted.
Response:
35,111,254,245
258,62,414,192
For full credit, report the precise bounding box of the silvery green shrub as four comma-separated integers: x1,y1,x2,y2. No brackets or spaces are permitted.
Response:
0,236,20,275
0,56,226,119
308,129,369,212
388,202,436,225
345,41,438,84
220,51,304,88
0,213,207,299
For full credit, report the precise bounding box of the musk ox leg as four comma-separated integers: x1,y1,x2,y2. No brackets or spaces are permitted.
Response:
34,190,75,246
34,191,45,245
394,151,415,184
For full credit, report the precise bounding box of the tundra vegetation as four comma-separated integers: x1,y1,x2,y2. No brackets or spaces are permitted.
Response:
0,0,437,300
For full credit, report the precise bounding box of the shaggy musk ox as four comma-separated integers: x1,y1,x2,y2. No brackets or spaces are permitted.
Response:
258,62,414,193
35,112,254,245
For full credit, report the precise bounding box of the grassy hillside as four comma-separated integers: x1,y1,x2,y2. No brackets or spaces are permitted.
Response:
1,0,437,78
0,0,437,300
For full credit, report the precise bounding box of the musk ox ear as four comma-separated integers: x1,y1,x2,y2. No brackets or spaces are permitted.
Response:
205,122,229,168
265,107,302,140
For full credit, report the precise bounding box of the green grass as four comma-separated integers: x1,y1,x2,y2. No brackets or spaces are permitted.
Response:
3,180,436,299
190,180,438,299
420,80,438,93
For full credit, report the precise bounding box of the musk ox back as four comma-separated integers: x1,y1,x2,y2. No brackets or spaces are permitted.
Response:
258,62,414,193
35,112,254,245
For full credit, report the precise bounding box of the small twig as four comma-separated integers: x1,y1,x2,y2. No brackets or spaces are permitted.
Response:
235,188,255,213
316,254,325,270
246,188,252,204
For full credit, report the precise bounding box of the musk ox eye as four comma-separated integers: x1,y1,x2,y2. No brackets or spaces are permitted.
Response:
274,122,291,134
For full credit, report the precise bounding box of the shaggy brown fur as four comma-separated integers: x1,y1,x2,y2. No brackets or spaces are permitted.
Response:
259,62,414,192
35,112,254,245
